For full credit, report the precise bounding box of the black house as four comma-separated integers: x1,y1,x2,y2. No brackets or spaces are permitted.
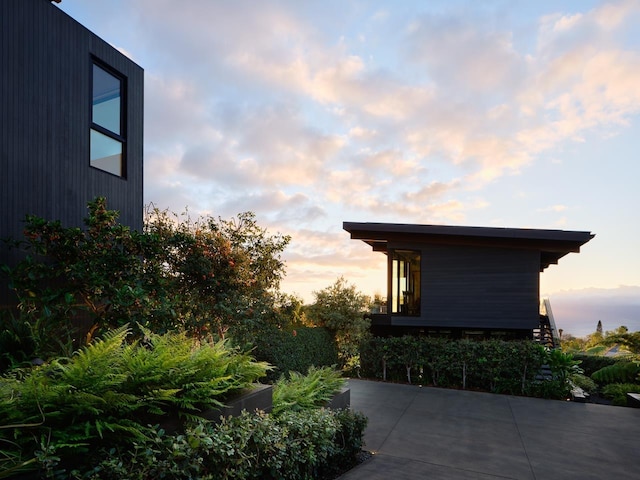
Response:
343,222,594,341
1,0,144,305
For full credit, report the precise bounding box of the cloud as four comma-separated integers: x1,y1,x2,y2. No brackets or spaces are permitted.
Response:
60,0,640,303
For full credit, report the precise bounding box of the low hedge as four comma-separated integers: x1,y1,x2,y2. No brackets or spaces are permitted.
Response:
360,336,563,397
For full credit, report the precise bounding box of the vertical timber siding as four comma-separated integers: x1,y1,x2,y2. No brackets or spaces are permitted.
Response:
390,243,540,330
1,0,144,304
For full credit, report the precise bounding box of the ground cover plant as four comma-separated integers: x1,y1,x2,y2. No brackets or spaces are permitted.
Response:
79,407,367,480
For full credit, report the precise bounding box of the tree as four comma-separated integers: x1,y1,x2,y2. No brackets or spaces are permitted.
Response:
306,277,371,367
3,198,291,360
601,326,640,355
144,207,291,338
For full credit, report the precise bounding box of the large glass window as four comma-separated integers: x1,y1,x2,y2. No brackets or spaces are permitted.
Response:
91,63,125,176
391,250,421,316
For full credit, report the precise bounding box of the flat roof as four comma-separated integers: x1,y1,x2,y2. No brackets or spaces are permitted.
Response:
343,222,595,271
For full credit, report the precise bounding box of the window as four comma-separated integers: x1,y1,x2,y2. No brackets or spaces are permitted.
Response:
391,250,421,316
91,62,125,176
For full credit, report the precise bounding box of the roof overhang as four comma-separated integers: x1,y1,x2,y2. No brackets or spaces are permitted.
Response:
343,222,595,271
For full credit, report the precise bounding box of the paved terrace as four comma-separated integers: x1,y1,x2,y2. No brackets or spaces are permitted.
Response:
340,379,639,480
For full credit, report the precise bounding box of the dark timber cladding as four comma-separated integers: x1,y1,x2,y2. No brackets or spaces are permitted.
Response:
343,222,594,332
1,0,144,304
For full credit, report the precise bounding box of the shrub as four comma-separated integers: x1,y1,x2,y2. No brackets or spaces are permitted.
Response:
572,354,619,376
76,409,367,480
602,383,640,406
272,366,345,415
3,198,291,357
570,374,598,394
0,327,269,477
592,361,640,385
241,325,338,381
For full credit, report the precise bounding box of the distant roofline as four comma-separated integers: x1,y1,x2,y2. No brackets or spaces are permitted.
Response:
343,222,595,271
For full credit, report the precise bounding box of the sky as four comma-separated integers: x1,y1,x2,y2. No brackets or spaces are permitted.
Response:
57,0,640,337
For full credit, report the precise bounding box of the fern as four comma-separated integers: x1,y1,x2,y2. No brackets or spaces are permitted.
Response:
0,326,270,475
272,366,345,415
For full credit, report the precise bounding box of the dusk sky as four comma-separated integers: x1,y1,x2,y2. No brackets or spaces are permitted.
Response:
57,0,640,337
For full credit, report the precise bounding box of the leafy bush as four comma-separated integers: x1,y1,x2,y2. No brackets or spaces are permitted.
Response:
58,409,367,480
592,361,640,385
305,277,371,369
240,325,338,381
3,198,291,359
572,354,619,376
0,327,269,477
570,374,598,394
602,383,640,406
0,309,37,372
272,366,345,415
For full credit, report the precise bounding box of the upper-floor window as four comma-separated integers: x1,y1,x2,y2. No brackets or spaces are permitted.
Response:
90,62,125,176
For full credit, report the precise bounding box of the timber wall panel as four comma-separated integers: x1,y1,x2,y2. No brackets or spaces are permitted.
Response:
1,0,144,304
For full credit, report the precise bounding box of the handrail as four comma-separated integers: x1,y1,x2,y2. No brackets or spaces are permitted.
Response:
540,298,561,348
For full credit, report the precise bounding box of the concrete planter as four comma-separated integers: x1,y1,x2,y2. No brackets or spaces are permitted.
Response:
201,384,273,422
326,386,350,410
158,384,273,432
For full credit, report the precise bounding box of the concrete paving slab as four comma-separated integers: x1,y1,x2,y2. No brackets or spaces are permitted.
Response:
341,379,640,480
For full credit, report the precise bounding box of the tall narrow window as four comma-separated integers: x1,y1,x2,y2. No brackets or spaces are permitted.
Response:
91,63,125,176
391,250,421,316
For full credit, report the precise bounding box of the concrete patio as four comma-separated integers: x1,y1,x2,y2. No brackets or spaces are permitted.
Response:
340,379,639,479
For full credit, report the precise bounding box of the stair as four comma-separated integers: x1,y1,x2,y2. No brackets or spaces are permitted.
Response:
534,299,561,349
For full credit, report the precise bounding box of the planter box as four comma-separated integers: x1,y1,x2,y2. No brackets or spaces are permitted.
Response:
158,384,273,432
202,384,273,422
326,387,350,410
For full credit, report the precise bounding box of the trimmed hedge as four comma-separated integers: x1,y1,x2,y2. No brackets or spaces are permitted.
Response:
239,326,339,382
360,336,552,396
572,353,620,376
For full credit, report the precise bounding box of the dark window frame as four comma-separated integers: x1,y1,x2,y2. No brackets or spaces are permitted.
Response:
390,249,421,316
90,57,127,178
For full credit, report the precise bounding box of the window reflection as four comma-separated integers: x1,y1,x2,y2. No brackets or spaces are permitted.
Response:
90,129,122,176
92,64,121,135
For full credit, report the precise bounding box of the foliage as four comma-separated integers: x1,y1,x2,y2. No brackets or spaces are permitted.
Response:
572,354,619,376
360,336,557,396
601,383,640,406
305,277,371,368
144,206,291,338
51,409,367,480
4,198,158,357
271,366,345,416
592,361,640,385
600,327,640,355
570,374,598,394
2,198,291,360
235,325,338,382
0,309,37,372
0,327,268,476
